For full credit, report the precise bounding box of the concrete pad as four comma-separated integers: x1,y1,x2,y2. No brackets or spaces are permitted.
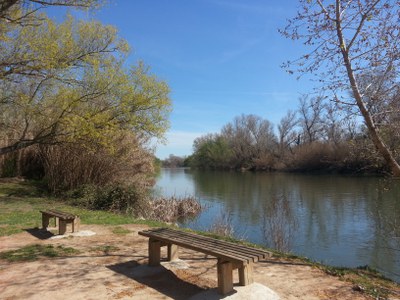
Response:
161,259,190,270
189,283,280,300
50,230,96,239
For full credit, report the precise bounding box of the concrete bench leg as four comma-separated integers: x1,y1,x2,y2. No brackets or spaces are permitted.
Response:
239,262,254,286
59,220,67,235
217,260,233,295
167,244,179,261
149,239,161,266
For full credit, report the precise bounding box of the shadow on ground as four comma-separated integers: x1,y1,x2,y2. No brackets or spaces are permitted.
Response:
25,228,54,240
108,260,207,300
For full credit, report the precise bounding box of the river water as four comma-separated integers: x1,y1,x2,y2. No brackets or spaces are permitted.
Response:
153,168,400,282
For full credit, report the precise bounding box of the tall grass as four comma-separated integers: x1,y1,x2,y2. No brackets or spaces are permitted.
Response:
147,196,202,223
208,210,235,238
40,133,155,194
0,131,156,196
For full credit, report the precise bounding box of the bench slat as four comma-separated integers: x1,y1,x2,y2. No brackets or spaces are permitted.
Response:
160,231,266,262
146,230,254,263
140,231,248,264
40,209,76,220
158,228,270,259
152,229,266,262
47,209,76,218
139,228,271,264
141,228,270,259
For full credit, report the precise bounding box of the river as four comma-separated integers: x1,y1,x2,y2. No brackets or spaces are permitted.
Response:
153,168,400,282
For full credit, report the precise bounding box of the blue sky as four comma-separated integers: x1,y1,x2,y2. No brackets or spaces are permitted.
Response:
49,0,315,159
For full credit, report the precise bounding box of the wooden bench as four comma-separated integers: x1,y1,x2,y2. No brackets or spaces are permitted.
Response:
40,209,80,235
138,228,271,295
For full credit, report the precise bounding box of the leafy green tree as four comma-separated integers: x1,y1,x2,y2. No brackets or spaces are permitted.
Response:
190,134,232,169
190,115,277,170
0,15,171,155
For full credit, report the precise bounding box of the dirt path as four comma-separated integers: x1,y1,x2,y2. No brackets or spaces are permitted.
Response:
0,224,389,299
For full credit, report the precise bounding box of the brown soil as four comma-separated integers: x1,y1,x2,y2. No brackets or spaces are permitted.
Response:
0,224,396,299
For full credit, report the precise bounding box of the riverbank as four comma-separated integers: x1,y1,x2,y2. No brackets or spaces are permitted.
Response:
1,224,397,300
1,181,399,299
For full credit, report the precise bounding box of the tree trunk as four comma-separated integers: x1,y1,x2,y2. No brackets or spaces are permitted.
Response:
0,140,37,156
335,0,400,177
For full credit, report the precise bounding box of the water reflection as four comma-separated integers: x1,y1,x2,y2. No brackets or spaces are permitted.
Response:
261,191,298,252
153,168,195,197
154,168,400,282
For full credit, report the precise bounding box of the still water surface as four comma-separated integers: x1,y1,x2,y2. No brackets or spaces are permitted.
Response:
154,168,400,282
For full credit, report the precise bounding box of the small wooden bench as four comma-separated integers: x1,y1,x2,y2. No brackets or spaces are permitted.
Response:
40,209,80,235
138,228,271,295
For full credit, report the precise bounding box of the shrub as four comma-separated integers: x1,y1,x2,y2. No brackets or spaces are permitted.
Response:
288,142,334,171
66,185,202,222
0,155,17,177
0,130,154,196
66,184,150,217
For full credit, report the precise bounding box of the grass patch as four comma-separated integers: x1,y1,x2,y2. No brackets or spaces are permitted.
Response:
0,244,79,262
0,181,164,237
0,225,24,236
112,226,131,235
0,181,46,198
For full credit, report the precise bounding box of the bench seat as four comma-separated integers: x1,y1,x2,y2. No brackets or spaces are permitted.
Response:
40,209,80,235
139,228,271,294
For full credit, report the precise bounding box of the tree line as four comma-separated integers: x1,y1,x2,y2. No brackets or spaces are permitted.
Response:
186,94,399,174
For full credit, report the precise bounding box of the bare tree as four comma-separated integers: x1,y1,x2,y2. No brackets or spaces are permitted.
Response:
298,95,325,144
356,71,400,151
281,0,400,176
221,114,277,168
278,110,298,157
162,154,185,168
323,102,345,145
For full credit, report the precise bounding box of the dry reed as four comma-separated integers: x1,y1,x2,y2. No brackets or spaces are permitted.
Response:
148,196,202,223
